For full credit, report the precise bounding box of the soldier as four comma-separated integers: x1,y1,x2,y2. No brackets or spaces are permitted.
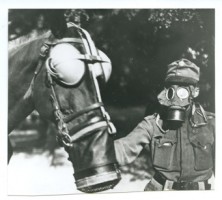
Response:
114,58,215,191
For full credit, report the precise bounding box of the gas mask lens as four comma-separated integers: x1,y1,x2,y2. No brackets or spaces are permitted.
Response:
166,87,189,100
177,87,189,99
166,88,175,100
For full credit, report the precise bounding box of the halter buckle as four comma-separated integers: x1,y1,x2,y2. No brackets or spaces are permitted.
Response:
40,43,50,58
56,127,73,148
61,134,73,147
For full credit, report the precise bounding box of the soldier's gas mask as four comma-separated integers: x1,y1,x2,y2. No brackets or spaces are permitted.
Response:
158,58,200,122
158,84,199,122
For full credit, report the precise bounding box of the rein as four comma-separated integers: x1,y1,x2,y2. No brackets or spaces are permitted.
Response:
33,23,116,148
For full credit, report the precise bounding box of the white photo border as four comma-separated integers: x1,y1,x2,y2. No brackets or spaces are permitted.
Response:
1,1,222,200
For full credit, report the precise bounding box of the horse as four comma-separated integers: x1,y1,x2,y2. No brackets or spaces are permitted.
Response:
8,22,121,193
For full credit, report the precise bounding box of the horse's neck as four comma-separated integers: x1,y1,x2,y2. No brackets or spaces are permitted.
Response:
8,37,46,132
9,38,44,98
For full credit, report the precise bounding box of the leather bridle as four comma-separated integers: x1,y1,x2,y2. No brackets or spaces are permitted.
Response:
33,23,116,148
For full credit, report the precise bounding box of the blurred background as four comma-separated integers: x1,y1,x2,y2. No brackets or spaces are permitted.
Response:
8,9,215,195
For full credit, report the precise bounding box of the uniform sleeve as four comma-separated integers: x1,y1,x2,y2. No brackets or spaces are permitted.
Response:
205,112,215,174
114,117,154,166
208,113,215,174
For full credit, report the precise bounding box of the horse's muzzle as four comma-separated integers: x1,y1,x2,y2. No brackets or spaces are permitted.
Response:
67,126,121,193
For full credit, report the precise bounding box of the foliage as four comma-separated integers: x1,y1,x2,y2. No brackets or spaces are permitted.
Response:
8,9,215,112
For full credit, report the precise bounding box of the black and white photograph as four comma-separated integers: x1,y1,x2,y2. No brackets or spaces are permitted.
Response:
1,1,222,200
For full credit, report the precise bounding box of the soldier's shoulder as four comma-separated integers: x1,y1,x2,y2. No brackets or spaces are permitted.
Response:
144,113,158,121
205,111,215,120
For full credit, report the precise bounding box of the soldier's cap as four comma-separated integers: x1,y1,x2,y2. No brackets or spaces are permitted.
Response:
165,58,200,84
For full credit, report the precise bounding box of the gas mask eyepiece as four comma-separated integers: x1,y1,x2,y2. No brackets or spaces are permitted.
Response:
166,87,189,101
158,86,192,122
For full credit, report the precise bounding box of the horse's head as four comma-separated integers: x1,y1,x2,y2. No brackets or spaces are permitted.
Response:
32,23,121,193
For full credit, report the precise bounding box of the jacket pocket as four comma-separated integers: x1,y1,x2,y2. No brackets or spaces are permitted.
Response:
153,137,177,170
189,127,214,171
191,140,214,171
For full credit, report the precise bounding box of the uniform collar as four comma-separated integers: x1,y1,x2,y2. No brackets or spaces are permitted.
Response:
156,103,208,132
189,103,208,127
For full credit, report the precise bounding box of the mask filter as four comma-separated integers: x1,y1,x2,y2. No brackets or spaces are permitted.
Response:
167,106,186,122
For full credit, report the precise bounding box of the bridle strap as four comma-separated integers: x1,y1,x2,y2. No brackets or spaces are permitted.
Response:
33,43,50,78
45,37,84,46
63,102,104,123
70,121,108,142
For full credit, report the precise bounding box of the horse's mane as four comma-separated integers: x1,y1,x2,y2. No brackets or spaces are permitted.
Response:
8,30,51,53
9,23,82,54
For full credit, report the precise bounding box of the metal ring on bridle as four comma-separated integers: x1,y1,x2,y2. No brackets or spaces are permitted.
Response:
61,133,73,147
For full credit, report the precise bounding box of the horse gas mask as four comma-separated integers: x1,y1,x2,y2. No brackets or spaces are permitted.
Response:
34,23,121,193
158,85,199,122
45,44,119,193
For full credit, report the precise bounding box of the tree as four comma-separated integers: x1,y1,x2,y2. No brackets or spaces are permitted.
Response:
8,9,215,111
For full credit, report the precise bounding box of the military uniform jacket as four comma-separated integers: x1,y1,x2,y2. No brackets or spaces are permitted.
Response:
114,106,215,183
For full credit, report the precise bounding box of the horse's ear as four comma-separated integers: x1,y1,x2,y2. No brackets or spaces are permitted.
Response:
45,10,67,39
